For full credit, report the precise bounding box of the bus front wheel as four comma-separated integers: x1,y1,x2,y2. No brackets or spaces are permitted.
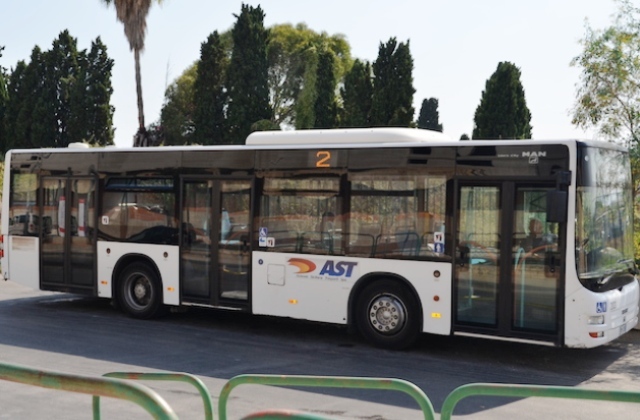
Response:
117,262,165,319
355,279,421,350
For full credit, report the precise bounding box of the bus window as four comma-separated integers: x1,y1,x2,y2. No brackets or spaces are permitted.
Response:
9,174,38,237
349,172,448,259
100,178,177,244
259,177,341,255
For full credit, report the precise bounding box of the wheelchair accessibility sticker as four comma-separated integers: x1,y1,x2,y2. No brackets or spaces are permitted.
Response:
596,301,607,313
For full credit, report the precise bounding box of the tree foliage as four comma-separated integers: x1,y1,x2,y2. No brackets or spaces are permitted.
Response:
67,37,115,146
193,31,228,145
572,0,640,262
268,23,316,127
270,24,350,130
159,21,352,141
161,64,197,145
340,59,372,127
417,97,443,131
14,46,56,149
472,61,532,140
0,46,8,154
370,38,415,127
313,49,338,128
226,3,271,144
572,0,640,146
2,32,114,152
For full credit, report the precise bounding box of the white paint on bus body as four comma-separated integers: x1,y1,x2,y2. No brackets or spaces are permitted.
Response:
96,241,180,306
251,251,452,336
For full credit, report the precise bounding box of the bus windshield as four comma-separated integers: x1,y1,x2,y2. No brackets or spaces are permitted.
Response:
576,144,636,287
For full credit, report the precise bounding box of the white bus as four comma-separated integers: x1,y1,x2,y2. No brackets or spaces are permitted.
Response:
1,128,638,349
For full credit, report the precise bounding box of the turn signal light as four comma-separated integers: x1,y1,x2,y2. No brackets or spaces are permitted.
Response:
589,331,604,338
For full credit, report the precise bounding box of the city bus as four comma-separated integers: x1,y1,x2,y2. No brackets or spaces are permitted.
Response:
1,128,638,349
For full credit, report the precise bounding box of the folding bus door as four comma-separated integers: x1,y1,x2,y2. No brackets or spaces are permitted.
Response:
181,178,252,307
41,176,96,292
454,182,563,342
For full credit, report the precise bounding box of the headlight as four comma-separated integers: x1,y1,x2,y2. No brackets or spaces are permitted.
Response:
588,315,605,325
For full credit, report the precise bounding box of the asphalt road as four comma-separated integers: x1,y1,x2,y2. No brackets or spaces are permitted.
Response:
0,279,639,419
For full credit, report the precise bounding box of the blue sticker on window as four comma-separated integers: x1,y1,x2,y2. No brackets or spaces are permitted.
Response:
596,302,607,313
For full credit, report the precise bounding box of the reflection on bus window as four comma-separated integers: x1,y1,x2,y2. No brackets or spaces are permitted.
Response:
258,171,450,259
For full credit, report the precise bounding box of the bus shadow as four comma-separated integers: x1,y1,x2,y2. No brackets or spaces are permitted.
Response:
0,292,637,416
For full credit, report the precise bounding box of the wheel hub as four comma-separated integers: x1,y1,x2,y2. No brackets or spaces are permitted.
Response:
133,279,148,301
369,295,406,335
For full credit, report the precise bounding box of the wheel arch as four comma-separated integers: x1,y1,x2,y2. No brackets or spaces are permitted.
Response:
111,253,164,302
347,272,424,333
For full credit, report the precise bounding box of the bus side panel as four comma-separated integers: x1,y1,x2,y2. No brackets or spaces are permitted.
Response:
564,279,639,348
96,241,180,306
251,251,452,335
1,152,12,280
6,236,39,289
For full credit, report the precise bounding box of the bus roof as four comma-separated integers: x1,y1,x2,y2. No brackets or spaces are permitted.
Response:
245,127,451,145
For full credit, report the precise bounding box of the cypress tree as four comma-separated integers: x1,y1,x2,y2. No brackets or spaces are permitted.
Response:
50,30,80,147
340,59,372,127
0,46,8,153
294,48,318,130
66,51,89,144
226,4,271,144
3,61,27,152
67,37,114,146
85,37,115,146
370,38,415,127
194,31,228,145
313,49,337,128
472,61,532,139
14,47,55,149
417,98,443,132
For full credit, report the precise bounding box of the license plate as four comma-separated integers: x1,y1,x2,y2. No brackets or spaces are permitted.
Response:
619,323,627,335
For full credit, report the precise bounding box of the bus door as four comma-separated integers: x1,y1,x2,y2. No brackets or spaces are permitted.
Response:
41,176,96,292
454,182,563,342
180,178,252,307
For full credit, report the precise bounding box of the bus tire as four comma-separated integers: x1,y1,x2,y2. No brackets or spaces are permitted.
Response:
355,279,420,350
117,262,165,319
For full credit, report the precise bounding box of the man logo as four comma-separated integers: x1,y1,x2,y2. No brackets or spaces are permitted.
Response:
287,258,316,274
522,150,546,164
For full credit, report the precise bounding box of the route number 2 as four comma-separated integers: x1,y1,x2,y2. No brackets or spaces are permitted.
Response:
316,151,331,167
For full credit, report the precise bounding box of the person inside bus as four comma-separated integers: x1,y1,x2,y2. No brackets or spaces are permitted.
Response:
521,218,545,251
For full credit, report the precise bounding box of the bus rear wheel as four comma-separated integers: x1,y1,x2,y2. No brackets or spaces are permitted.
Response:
356,279,421,350
117,262,165,319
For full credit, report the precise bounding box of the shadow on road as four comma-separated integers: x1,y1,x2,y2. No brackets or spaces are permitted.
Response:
0,289,637,415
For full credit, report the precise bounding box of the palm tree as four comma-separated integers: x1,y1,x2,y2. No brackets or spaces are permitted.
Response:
102,0,161,146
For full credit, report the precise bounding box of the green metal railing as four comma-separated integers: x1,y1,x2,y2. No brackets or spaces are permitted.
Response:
240,409,337,419
440,383,640,420
0,362,177,420
5,362,640,419
95,372,214,420
218,374,436,420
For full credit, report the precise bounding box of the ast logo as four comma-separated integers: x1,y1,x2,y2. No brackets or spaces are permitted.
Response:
287,258,317,274
287,258,359,279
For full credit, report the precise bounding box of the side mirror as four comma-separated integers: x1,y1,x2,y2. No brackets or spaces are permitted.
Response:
546,190,567,223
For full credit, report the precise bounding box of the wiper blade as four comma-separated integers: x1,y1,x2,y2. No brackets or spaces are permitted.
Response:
617,258,639,274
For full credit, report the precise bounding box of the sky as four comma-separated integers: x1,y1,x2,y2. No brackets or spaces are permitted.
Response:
0,0,627,148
